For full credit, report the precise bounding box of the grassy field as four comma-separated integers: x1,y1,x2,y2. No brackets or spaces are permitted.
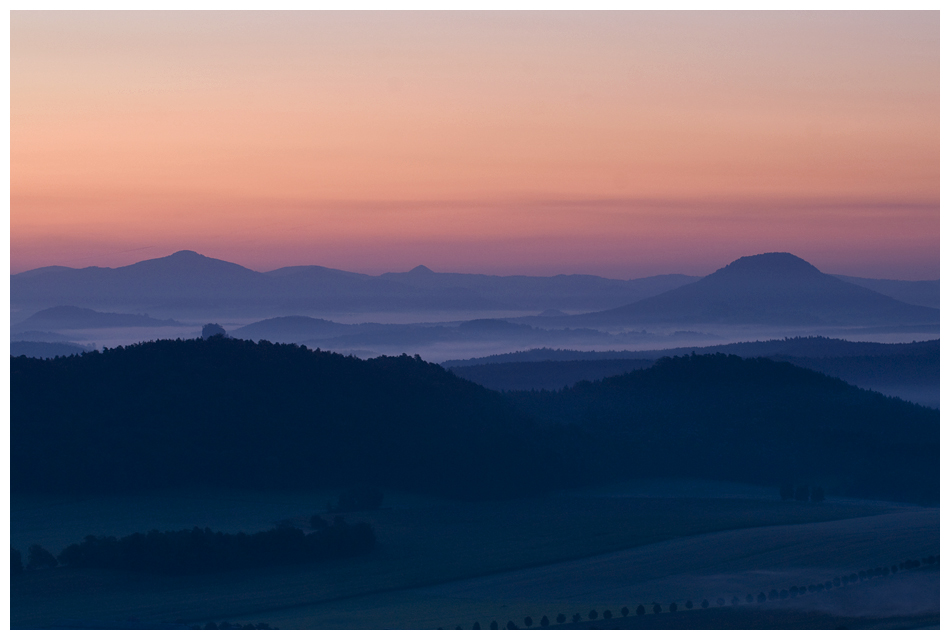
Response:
10,480,936,629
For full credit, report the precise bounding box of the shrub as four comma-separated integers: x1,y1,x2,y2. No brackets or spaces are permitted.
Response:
768,589,778,600
757,592,766,603
489,621,498,630
540,616,549,627
588,610,597,620
524,616,533,627
556,614,566,624
669,603,677,613
603,610,612,620
621,607,629,617
684,601,693,610
653,603,662,614
716,598,725,607
472,622,480,630
789,587,798,597
636,605,645,616
572,614,581,623
780,590,788,599
506,621,517,630
746,593,754,603
701,600,709,609
731,596,739,606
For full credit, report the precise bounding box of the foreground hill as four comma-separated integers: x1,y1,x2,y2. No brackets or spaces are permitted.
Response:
11,340,938,503
562,253,938,327
11,338,546,499
445,339,939,407
509,354,937,503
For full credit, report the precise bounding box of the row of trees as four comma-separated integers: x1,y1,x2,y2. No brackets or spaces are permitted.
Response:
779,484,825,502
442,554,939,629
12,517,374,576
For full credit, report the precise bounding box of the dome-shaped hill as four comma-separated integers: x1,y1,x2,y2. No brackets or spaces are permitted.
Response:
584,253,938,326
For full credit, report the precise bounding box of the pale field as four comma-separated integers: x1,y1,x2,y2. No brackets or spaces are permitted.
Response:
10,480,936,629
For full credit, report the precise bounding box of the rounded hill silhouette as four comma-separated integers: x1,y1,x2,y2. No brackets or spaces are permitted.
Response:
585,252,939,326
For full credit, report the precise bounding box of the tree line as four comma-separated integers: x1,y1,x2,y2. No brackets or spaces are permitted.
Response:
12,517,374,576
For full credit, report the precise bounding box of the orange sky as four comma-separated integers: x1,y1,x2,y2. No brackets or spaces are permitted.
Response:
11,11,939,279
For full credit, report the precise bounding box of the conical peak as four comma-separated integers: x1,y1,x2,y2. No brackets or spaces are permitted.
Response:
409,265,435,274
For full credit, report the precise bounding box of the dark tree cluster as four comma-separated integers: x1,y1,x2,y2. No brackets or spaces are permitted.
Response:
56,518,374,575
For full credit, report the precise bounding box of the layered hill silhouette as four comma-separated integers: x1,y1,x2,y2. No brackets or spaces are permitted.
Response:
509,353,938,503
446,338,939,408
554,253,938,327
12,306,182,332
11,250,699,317
11,338,938,503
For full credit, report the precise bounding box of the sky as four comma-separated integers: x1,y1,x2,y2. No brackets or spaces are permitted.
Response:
10,11,940,279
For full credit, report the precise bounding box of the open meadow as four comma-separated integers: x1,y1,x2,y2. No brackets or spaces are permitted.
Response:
10,479,936,629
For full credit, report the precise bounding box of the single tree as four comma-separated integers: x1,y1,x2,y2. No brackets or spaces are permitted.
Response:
524,616,533,627
588,610,597,621
201,323,228,339
780,590,788,599
603,610,612,620
669,602,677,613
621,607,629,617
746,593,754,603
556,614,566,624
506,621,517,630
716,598,725,607
489,621,498,630
685,600,693,610
652,603,662,614
572,614,581,624
768,589,778,600
731,596,740,606
636,605,646,616
701,600,709,609
540,616,549,627
757,592,766,603
472,622,480,630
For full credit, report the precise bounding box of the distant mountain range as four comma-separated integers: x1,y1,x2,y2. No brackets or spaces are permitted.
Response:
11,250,700,319
532,253,938,328
11,251,937,326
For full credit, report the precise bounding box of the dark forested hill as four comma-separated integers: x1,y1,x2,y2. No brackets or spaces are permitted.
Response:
11,341,938,503
509,354,938,503
10,338,548,499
